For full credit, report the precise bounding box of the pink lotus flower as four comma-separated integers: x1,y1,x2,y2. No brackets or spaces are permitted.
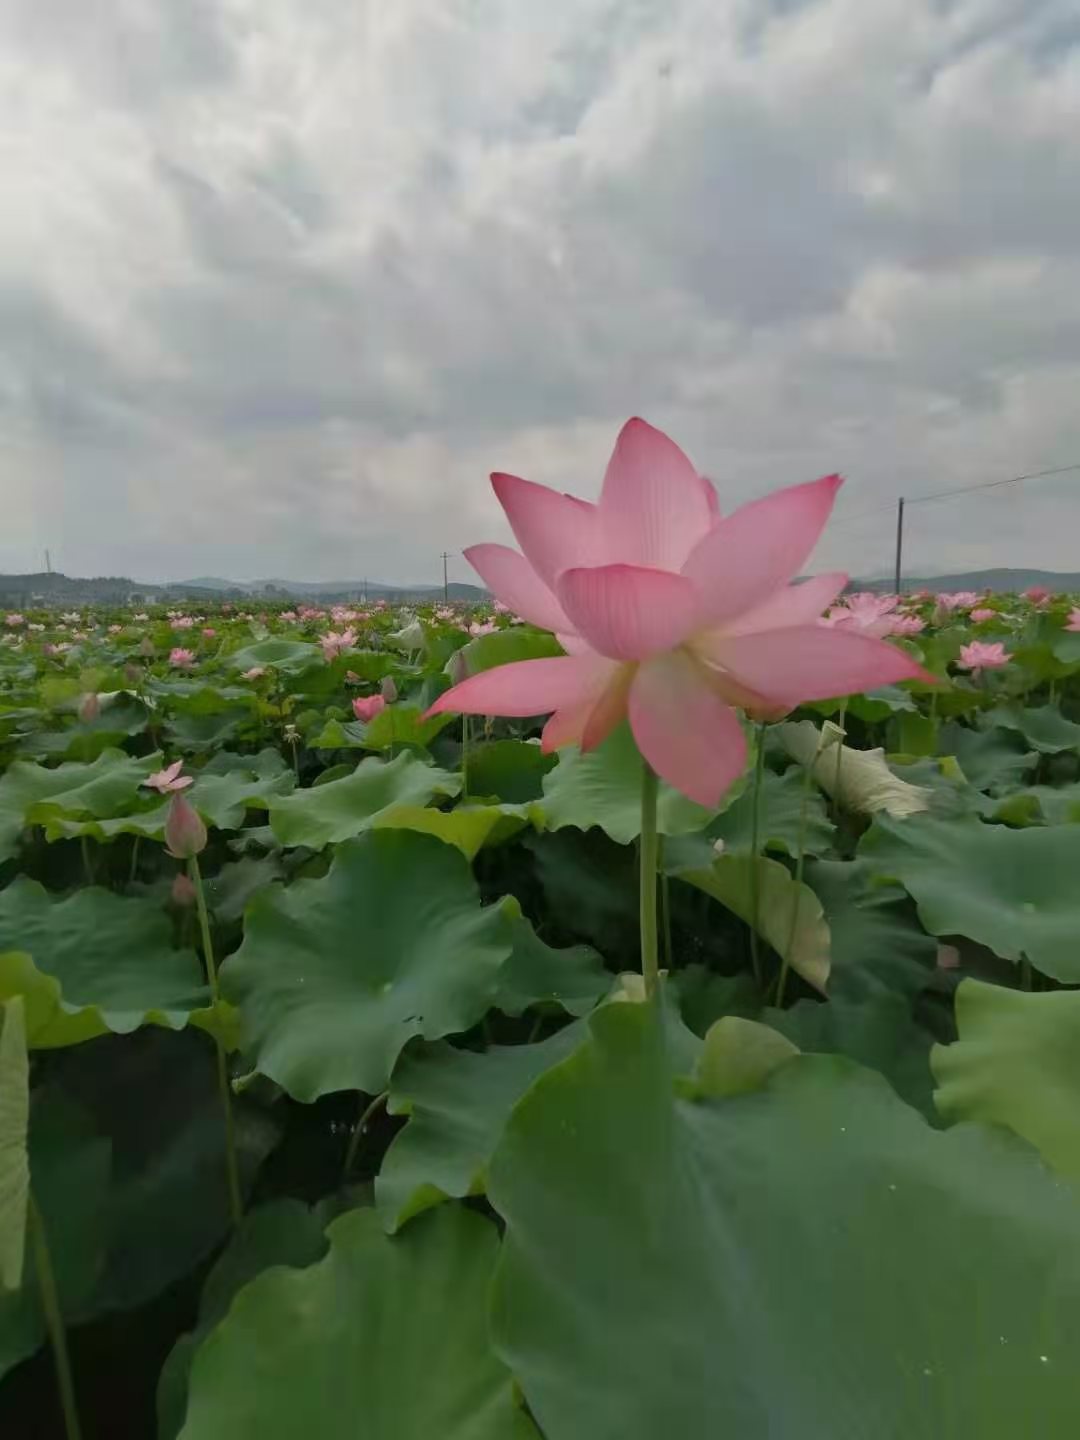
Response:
202,627,217,639
144,760,194,794
469,620,498,637
280,610,298,622
5,614,24,627
320,628,357,662
172,615,195,630
427,417,930,805
352,695,387,722
970,607,996,624
1066,608,1080,633
108,624,123,635
888,614,925,635
165,791,207,859
823,592,898,638
242,666,267,680
170,647,196,669
958,641,1009,674
1024,586,1051,603
936,591,981,612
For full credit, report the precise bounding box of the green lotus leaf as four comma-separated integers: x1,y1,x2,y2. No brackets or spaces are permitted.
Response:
0,749,161,860
933,980,1080,1190
0,999,29,1291
268,751,461,849
488,1001,1080,1439
222,831,513,1100
178,1206,538,1439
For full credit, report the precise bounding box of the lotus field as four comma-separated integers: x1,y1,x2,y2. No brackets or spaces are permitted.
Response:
6,422,1080,1437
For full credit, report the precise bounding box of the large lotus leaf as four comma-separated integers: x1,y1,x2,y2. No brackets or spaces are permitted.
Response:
541,723,717,844
778,720,931,818
466,739,556,803
188,766,295,830
377,1023,586,1232
938,721,1035,793
268,751,460,848
166,709,251,749
228,638,322,675
860,813,1080,982
0,999,28,1290
0,748,160,859
159,1199,331,1440
222,830,513,1101
0,1095,111,1380
990,782,1080,826
0,880,211,1047
983,704,1080,754
706,765,834,857
148,681,256,715
203,855,284,925
178,1205,538,1439
933,980,1080,1190
489,1001,1080,1440
494,908,609,1018
806,858,937,999
451,627,563,677
670,852,830,993
372,801,533,859
357,703,455,752
843,684,918,721
524,830,639,956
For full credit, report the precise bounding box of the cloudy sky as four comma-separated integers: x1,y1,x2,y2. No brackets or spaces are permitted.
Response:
2,0,1079,587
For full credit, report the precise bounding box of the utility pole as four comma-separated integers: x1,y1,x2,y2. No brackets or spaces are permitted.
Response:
44,549,52,574
893,497,905,594
441,551,450,602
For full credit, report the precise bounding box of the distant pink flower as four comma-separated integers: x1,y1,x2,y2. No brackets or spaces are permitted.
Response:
822,592,898,638
144,760,194,794
889,614,925,635
958,641,1009,674
352,695,387,722
5,614,24,627
242,666,267,680
172,615,195,630
435,607,456,621
280,610,298,622
170,647,196,669
426,417,931,805
1024,586,1051,603
321,628,358,662
78,693,101,723
493,600,511,614
469,620,498,636
1066,608,1080,633
202,627,216,639
936,591,981,611
970,607,996,624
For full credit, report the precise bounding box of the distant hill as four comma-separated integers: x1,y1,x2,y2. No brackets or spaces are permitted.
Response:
861,567,1080,594
0,570,488,606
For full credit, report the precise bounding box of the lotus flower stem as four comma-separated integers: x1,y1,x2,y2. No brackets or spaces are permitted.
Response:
79,836,93,886
343,1090,388,1180
189,855,243,1228
833,702,847,798
747,727,767,985
659,839,674,975
639,762,661,997
128,834,141,887
461,715,471,798
28,1192,83,1440
777,734,825,1008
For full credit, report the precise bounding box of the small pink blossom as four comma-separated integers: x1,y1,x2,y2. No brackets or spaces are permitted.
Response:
352,695,387,722
970,607,996,624
888,614,925,635
1024,586,1051,603
144,760,194,794
108,624,123,634
1065,608,1080,633
171,615,195,630
936,591,981,612
202,627,217,639
469,620,498,637
958,641,1009,674
5,614,24,627
78,693,101,723
823,592,898,638
170,647,197,669
321,628,358,662
435,607,456,621
280,610,298,622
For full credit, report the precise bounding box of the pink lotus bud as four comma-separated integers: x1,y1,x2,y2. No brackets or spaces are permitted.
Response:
78,692,101,723
202,627,217,639
352,695,387,723
164,792,207,859
171,871,197,907
380,676,398,702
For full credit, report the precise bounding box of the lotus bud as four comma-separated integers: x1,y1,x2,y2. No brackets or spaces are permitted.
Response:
78,692,101,723
820,720,846,750
123,662,141,685
171,871,196,907
139,636,155,657
380,675,398,702
164,792,207,860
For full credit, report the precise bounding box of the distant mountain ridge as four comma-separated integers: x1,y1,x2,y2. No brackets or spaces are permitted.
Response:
860,567,1080,594
0,571,487,605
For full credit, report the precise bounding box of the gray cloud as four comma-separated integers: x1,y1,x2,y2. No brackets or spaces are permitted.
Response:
1,0,1079,586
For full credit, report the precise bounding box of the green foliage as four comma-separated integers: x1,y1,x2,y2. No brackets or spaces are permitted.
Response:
268,751,461,848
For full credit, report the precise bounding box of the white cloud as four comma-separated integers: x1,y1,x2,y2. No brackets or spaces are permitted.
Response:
1,0,1078,584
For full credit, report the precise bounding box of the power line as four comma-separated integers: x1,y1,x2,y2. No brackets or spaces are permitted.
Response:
904,460,1080,509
